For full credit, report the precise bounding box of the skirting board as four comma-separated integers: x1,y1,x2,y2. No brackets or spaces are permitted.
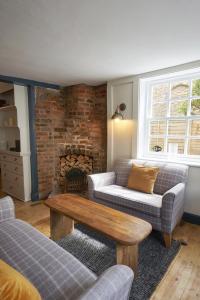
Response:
183,212,200,225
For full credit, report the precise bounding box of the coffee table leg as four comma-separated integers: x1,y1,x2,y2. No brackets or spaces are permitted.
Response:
116,244,138,273
50,209,74,241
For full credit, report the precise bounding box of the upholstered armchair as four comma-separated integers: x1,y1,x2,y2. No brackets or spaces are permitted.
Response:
0,196,134,300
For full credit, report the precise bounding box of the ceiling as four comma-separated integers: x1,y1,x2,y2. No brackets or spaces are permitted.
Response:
0,0,200,86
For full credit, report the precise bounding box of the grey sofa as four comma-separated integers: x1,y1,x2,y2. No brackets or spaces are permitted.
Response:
0,196,134,300
88,159,189,247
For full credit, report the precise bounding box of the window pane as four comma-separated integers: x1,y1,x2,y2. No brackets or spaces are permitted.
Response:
150,121,166,135
189,120,200,136
167,139,184,154
152,83,169,103
152,103,167,117
188,139,200,155
192,79,200,97
170,100,188,116
171,80,189,100
191,99,200,115
168,120,187,136
149,138,164,152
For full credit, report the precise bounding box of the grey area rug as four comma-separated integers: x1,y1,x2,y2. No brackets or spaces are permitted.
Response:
57,224,180,300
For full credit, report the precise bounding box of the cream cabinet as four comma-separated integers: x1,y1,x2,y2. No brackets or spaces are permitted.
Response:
0,84,31,201
0,152,24,200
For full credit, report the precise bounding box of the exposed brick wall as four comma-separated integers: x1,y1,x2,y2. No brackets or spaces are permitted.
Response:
35,88,65,198
62,84,107,172
35,84,107,198
93,84,107,171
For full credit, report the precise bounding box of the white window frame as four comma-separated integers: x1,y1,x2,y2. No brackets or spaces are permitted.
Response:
138,68,200,165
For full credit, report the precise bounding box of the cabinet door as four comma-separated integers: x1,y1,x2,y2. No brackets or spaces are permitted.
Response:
1,161,23,175
1,171,24,200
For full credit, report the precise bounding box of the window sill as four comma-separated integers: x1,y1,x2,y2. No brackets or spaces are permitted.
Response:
137,155,200,167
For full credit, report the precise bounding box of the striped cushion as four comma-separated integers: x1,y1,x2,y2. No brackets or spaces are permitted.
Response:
114,159,133,186
153,164,188,195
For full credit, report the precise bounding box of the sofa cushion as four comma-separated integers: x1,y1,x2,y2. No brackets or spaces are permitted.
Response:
144,162,189,195
114,159,188,195
94,185,162,217
114,159,134,186
127,165,159,194
0,259,41,300
0,219,97,300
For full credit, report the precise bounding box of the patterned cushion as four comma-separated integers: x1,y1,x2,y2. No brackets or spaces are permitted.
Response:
114,159,133,186
141,161,188,195
95,185,162,217
114,159,188,195
0,219,97,300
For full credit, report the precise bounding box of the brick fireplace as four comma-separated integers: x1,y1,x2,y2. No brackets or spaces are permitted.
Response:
35,84,107,198
59,146,93,192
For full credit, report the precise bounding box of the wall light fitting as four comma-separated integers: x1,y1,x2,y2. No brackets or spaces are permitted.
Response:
111,103,126,120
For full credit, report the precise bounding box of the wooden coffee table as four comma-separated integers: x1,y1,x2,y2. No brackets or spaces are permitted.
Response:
45,194,152,272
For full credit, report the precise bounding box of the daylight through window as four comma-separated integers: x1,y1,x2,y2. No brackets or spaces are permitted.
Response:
139,70,200,162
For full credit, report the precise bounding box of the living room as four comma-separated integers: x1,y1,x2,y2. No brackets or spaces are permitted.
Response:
0,1,199,300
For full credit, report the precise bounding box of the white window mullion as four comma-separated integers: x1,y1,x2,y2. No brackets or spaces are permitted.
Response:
165,81,171,152
144,83,153,156
185,79,192,155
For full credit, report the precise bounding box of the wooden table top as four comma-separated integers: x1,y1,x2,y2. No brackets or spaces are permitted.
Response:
45,194,152,246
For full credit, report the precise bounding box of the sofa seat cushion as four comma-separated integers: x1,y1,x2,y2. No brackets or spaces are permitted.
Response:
94,185,162,217
0,219,97,300
0,259,41,300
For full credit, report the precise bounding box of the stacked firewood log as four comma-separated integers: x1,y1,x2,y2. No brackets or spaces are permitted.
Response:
60,154,93,178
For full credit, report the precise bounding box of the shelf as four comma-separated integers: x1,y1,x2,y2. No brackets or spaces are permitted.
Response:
0,105,16,112
0,126,18,128
0,149,21,156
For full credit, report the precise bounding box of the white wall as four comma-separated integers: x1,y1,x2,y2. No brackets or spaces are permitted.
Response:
14,85,31,201
107,61,200,216
107,77,138,170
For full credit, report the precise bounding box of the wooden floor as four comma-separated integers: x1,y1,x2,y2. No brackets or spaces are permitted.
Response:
1,191,200,299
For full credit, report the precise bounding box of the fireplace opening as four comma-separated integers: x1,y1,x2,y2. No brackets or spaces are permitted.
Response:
59,152,93,193
65,168,87,192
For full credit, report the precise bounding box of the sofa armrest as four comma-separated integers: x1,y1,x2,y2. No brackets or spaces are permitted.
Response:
78,265,134,300
161,183,185,233
0,196,15,222
88,172,116,200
